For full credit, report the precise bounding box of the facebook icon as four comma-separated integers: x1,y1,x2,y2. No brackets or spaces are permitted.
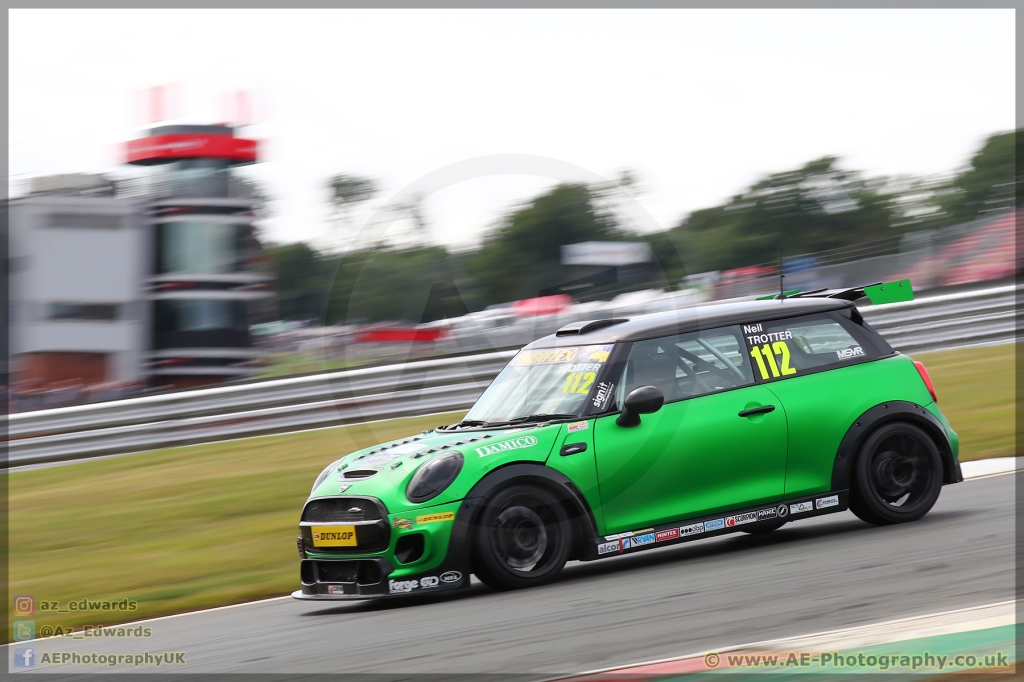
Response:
13,646,35,668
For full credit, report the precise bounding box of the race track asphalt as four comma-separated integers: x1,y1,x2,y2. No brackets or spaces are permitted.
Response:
12,472,1015,678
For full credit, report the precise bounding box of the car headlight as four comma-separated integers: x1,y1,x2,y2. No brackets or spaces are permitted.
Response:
406,451,464,503
311,459,343,495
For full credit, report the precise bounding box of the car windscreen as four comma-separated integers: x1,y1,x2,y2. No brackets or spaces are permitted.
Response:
464,344,615,423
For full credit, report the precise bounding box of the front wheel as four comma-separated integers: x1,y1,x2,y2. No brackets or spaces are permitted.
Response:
849,422,943,525
471,485,572,590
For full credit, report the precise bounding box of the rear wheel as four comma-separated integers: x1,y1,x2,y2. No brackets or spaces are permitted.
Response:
849,422,943,525
471,485,572,590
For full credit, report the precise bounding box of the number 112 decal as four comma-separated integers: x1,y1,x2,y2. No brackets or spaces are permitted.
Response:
750,342,797,380
562,371,596,394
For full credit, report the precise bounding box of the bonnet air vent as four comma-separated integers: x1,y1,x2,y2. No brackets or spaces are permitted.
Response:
342,469,379,480
555,318,629,336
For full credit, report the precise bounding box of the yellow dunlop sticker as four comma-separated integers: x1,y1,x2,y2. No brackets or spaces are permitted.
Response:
311,526,357,547
416,511,455,525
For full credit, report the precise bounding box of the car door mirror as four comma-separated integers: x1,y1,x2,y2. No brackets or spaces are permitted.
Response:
616,385,664,427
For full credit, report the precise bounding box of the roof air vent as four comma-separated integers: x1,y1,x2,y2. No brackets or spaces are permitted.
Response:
555,318,629,337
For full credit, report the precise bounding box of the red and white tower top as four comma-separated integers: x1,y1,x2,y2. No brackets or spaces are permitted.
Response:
125,124,258,166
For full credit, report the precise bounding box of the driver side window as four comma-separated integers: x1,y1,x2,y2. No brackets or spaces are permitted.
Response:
617,326,755,407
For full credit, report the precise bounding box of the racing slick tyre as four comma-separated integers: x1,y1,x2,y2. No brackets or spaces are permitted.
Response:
849,422,943,526
471,484,573,590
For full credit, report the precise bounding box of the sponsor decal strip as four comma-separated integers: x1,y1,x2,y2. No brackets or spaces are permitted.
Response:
592,381,615,409
704,518,725,531
656,528,680,542
596,493,847,555
679,522,705,537
567,420,589,433
388,571,462,594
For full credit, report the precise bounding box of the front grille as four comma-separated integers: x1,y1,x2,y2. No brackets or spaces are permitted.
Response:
300,497,390,553
302,497,386,523
317,561,360,582
304,559,386,586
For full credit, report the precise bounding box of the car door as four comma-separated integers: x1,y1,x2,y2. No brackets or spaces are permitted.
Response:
593,325,789,533
739,311,896,497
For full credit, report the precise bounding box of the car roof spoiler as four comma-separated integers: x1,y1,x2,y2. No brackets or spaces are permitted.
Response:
757,279,914,305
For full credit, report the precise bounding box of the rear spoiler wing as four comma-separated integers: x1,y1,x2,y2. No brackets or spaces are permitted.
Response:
756,279,914,305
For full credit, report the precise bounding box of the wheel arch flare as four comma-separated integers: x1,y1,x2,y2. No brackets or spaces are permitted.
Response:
831,400,962,491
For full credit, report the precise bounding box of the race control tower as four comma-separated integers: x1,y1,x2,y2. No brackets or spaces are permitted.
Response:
126,125,273,389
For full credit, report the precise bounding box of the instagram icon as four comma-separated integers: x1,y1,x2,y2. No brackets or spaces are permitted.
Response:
13,595,34,616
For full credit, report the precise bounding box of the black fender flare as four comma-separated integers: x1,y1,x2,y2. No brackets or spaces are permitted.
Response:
831,400,963,491
452,462,599,562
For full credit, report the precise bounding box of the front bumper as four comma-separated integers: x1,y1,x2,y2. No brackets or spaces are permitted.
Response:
294,497,477,601
294,557,469,600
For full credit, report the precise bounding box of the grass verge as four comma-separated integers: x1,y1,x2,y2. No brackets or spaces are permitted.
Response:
7,343,1016,639
7,411,465,641
913,343,1015,461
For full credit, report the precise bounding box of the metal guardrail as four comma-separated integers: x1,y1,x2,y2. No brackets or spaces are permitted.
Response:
6,351,517,467
5,285,1016,468
859,284,1016,353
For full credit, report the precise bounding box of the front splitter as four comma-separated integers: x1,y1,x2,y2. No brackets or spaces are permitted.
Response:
292,590,373,601
291,582,466,601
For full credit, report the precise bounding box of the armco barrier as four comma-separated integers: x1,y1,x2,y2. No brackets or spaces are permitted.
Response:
5,285,1016,467
6,350,517,467
859,285,1015,353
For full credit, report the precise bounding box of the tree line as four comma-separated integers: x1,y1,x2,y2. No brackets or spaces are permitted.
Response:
270,130,1016,325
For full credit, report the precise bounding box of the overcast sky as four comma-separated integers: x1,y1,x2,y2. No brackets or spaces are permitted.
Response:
10,9,1015,252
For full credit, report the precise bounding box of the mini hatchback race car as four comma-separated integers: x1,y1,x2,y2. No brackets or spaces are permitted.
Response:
293,281,961,600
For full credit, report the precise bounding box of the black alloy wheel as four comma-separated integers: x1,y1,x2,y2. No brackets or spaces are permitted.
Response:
472,485,572,590
850,422,943,525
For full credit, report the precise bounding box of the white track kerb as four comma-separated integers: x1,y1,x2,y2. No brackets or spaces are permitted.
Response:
553,600,1014,680
959,457,1019,479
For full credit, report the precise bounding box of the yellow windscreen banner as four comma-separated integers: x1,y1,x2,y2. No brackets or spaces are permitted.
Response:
513,345,613,366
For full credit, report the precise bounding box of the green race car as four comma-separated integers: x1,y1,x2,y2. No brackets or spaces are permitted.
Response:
293,282,961,599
